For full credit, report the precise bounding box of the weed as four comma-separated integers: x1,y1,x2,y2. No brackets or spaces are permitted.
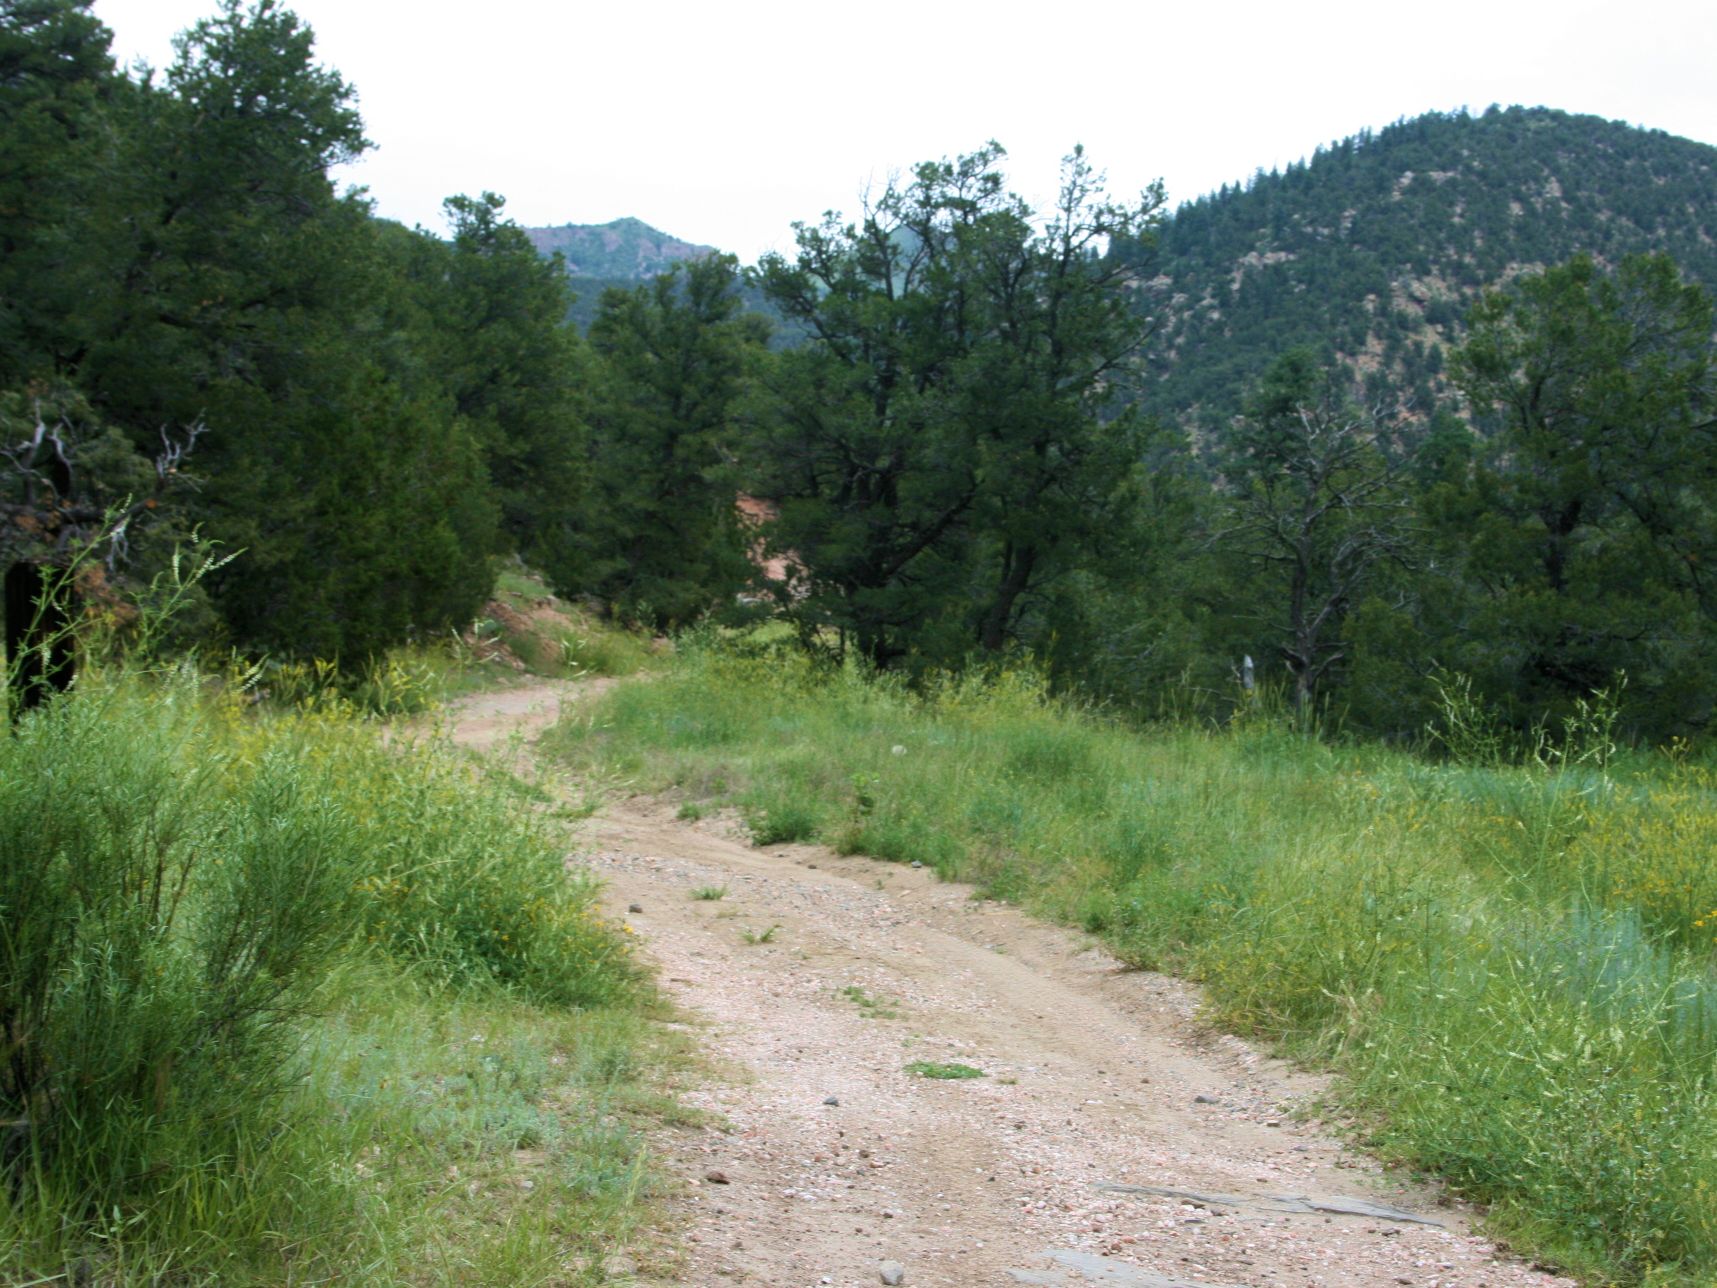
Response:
905,1061,986,1080
690,886,728,901
677,801,706,821
839,985,899,1019
741,926,781,945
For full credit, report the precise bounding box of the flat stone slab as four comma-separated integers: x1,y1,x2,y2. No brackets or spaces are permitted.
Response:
1006,1249,1242,1287
1094,1182,1448,1227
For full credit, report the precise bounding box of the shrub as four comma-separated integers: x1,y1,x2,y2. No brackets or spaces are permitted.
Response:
0,672,351,1202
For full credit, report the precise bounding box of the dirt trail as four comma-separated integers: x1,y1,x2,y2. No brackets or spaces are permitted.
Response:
446,681,1573,1288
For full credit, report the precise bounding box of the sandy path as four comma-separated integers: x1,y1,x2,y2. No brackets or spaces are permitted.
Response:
446,682,1573,1288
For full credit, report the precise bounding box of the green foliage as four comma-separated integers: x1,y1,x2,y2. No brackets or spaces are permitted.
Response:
0,673,350,1198
0,662,654,1281
750,143,1168,669
904,1061,986,1080
0,2,600,662
562,254,765,630
433,191,587,565
1428,253,1717,737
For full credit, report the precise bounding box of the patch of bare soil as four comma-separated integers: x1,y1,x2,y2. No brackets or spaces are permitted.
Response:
449,683,1575,1288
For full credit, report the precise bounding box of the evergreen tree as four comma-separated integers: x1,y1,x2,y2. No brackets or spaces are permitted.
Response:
2,0,502,658
431,192,586,567
959,147,1164,653
567,254,765,630
1440,253,1717,733
751,144,1162,670
0,0,119,384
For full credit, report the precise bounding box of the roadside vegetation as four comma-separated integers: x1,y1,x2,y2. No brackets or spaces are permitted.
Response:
0,649,672,1285
549,641,1717,1286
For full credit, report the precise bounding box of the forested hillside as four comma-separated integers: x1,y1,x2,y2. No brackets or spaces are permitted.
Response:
1121,106,1717,426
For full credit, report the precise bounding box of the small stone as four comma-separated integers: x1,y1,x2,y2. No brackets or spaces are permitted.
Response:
705,1169,730,1184
824,1095,840,1106
1194,1094,1221,1105
879,1261,906,1285
627,903,643,913
910,860,923,869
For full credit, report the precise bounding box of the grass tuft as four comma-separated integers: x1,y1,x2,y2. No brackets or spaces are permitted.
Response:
905,1061,986,1080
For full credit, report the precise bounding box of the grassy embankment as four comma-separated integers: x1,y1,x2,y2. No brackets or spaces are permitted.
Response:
0,592,672,1285
255,565,659,716
548,643,1717,1287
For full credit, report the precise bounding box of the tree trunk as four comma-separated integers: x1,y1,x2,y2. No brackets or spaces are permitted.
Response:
979,544,1038,653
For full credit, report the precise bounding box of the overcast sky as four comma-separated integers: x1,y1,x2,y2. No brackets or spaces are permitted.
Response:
94,0,1717,262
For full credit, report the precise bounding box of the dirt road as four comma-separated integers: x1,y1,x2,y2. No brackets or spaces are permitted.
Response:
449,682,1573,1288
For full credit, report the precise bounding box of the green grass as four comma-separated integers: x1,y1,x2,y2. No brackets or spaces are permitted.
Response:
905,1061,986,1080
0,667,670,1284
690,885,728,901
740,925,780,945
547,642,1717,1286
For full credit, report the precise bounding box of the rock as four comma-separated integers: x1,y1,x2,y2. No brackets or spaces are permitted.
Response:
1193,1094,1220,1104
824,1095,840,1106
910,860,923,869
705,1169,730,1184
627,903,643,914
879,1261,906,1285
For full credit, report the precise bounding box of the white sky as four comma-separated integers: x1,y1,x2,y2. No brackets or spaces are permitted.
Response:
95,0,1717,263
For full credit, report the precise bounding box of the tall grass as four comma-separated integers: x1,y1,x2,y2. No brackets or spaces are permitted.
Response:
0,667,655,1283
549,642,1717,1285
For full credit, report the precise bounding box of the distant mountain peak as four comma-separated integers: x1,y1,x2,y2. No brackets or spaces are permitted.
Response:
522,218,717,280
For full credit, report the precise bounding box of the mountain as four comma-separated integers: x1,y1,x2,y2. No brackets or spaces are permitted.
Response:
524,216,741,332
1118,106,1717,428
522,216,716,279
